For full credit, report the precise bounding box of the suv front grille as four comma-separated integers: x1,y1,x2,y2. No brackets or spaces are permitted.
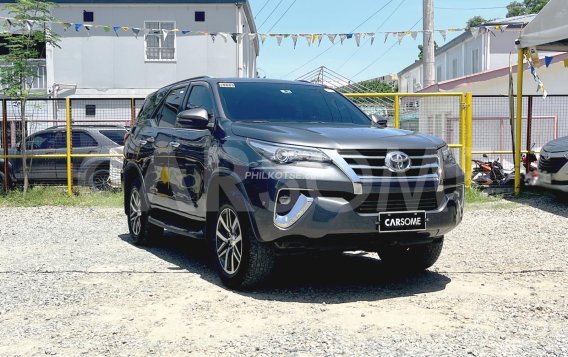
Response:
338,149,440,180
353,191,440,213
538,156,568,174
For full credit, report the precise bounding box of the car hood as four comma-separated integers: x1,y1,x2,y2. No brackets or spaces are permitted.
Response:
230,122,444,150
542,136,568,153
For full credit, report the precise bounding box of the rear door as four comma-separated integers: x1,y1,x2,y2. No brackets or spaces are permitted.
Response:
170,83,215,219
23,132,58,181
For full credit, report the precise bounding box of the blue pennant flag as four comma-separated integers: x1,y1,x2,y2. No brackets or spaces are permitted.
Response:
346,34,353,39
113,26,120,36
182,30,191,35
545,56,553,68
74,23,82,32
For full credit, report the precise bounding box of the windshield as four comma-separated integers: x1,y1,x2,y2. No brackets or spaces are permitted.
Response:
217,82,371,125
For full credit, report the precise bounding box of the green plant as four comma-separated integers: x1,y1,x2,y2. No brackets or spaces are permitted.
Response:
0,0,60,193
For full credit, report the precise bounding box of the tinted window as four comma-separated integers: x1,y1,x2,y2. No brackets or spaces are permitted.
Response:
137,87,168,126
185,85,214,116
26,132,55,150
99,129,126,145
218,83,370,125
158,86,187,128
73,132,98,148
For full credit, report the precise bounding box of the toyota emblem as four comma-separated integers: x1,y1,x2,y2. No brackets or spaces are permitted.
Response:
385,151,412,173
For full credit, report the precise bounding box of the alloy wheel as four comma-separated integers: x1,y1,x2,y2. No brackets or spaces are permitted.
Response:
215,207,243,275
129,188,142,236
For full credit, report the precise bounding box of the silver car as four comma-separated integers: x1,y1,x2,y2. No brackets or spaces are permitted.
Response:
536,136,568,192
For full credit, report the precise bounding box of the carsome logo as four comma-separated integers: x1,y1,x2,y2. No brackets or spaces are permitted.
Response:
385,151,412,173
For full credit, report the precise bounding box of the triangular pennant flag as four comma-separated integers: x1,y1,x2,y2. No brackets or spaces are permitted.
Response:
210,33,216,42
5,19,13,28
103,26,111,33
471,27,480,39
276,35,283,46
260,34,267,44
501,25,509,31
74,23,82,32
132,27,141,38
318,34,324,46
312,34,318,45
411,32,418,40
291,34,299,49
218,32,228,43
303,34,312,46
113,26,120,36
439,30,447,41
384,33,389,43
162,29,169,41
231,33,238,43
354,33,362,47
238,33,245,41
545,56,553,68
62,22,72,31
84,24,92,31
367,33,375,46
398,32,405,44
25,20,34,31
339,34,347,44
346,34,353,40
248,33,257,41
182,30,191,35
327,34,336,45
122,26,129,32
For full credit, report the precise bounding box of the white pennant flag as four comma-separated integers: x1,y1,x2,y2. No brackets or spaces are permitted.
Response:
276,35,283,46
384,33,389,43
162,29,169,41
318,35,324,46
218,32,228,43
248,33,257,41
327,34,337,45
25,20,34,32
210,33,216,42
470,27,480,39
303,34,312,46
291,34,299,49
367,33,375,46
354,33,362,47
411,32,418,40
339,34,347,45
398,32,405,44
260,34,267,44
439,30,447,41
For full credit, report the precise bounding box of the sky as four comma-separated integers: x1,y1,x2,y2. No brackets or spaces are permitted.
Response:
248,0,516,81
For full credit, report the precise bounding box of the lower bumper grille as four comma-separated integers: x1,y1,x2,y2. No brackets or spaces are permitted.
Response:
539,156,568,174
353,191,440,214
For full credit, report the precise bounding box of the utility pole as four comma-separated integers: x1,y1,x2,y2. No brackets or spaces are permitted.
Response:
423,0,435,89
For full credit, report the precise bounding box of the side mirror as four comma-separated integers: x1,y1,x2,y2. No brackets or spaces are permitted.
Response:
483,154,488,159
176,108,210,129
370,114,388,128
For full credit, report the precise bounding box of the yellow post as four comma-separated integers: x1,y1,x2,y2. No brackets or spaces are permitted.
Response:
459,94,466,170
465,92,473,189
515,49,524,195
66,98,73,196
394,94,400,129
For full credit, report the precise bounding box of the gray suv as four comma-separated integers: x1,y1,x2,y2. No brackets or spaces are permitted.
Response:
123,78,464,289
1,125,126,191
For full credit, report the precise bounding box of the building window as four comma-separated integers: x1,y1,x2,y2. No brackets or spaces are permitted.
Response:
83,11,94,23
195,11,205,22
85,104,96,116
472,49,480,74
144,21,176,62
436,65,442,82
452,58,458,78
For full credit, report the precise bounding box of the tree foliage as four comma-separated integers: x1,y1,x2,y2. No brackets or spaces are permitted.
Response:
506,0,550,17
467,16,488,28
418,42,439,61
358,79,398,93
0,0,60,192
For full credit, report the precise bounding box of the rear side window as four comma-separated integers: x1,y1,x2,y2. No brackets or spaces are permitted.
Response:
137,88,168,126
72,131,98,148
158,86,187,128
99,129,126,145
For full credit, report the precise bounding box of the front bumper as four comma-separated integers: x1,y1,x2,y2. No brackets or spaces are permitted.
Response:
532,151,568,192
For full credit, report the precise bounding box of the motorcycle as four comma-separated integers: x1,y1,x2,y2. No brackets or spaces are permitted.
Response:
472,154,512,187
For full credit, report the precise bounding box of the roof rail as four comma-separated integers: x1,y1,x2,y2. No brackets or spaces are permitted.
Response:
170,76,211,87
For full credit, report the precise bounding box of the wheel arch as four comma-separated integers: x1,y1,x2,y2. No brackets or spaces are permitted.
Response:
123,162,145,215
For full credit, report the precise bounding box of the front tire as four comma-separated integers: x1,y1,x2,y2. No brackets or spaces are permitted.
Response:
378,238,443,273
127,180,163,245
211,204,275,289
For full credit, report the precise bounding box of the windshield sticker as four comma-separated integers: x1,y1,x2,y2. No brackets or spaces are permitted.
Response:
280,90,293,94
324,88,335,93
219,83,235,88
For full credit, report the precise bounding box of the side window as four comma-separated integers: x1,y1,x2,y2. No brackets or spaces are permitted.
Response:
53,132,67,149
157,86,187,128
26,133,55,150
185,85,214,116
73,131,98,148
136,87,168,126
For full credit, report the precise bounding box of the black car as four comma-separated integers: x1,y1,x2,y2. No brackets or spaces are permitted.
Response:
123,77,464,289
1,125,127,191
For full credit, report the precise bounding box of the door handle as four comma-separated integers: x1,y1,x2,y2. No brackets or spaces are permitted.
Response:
169,141,180,149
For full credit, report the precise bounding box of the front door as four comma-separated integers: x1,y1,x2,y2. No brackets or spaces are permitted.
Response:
14,132,58,181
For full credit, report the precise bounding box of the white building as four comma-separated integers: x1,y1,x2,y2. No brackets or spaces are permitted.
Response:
0,0,259,98
398,15,534,93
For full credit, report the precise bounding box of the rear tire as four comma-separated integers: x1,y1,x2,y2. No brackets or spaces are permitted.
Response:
127,179,163,246
0,172,5,193
210,204,275,289
90,168,111,191
377,238,443,273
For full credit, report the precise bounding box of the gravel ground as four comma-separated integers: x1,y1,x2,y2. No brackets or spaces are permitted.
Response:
0,197,567,356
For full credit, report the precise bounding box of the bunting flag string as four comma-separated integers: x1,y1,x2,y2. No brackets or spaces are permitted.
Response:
0,15,517,49
525,51,548,99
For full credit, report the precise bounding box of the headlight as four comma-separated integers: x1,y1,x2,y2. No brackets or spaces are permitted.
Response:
248,140,330,164
439,145,456,165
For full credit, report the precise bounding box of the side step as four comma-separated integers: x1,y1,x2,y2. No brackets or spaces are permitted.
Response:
148,217,205,240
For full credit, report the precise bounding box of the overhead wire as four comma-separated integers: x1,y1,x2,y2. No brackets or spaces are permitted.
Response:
266,0,297,33
335,0,408,71
254,0,273,19
257,0,286,31
351,17,422,80
281,0,397,79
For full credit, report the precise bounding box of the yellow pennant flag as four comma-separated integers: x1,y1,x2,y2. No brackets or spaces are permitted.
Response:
563,59,568,68
312,34,318,43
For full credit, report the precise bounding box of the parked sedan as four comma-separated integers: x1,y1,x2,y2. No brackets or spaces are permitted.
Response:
535,136,568,192
0,125,127,191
